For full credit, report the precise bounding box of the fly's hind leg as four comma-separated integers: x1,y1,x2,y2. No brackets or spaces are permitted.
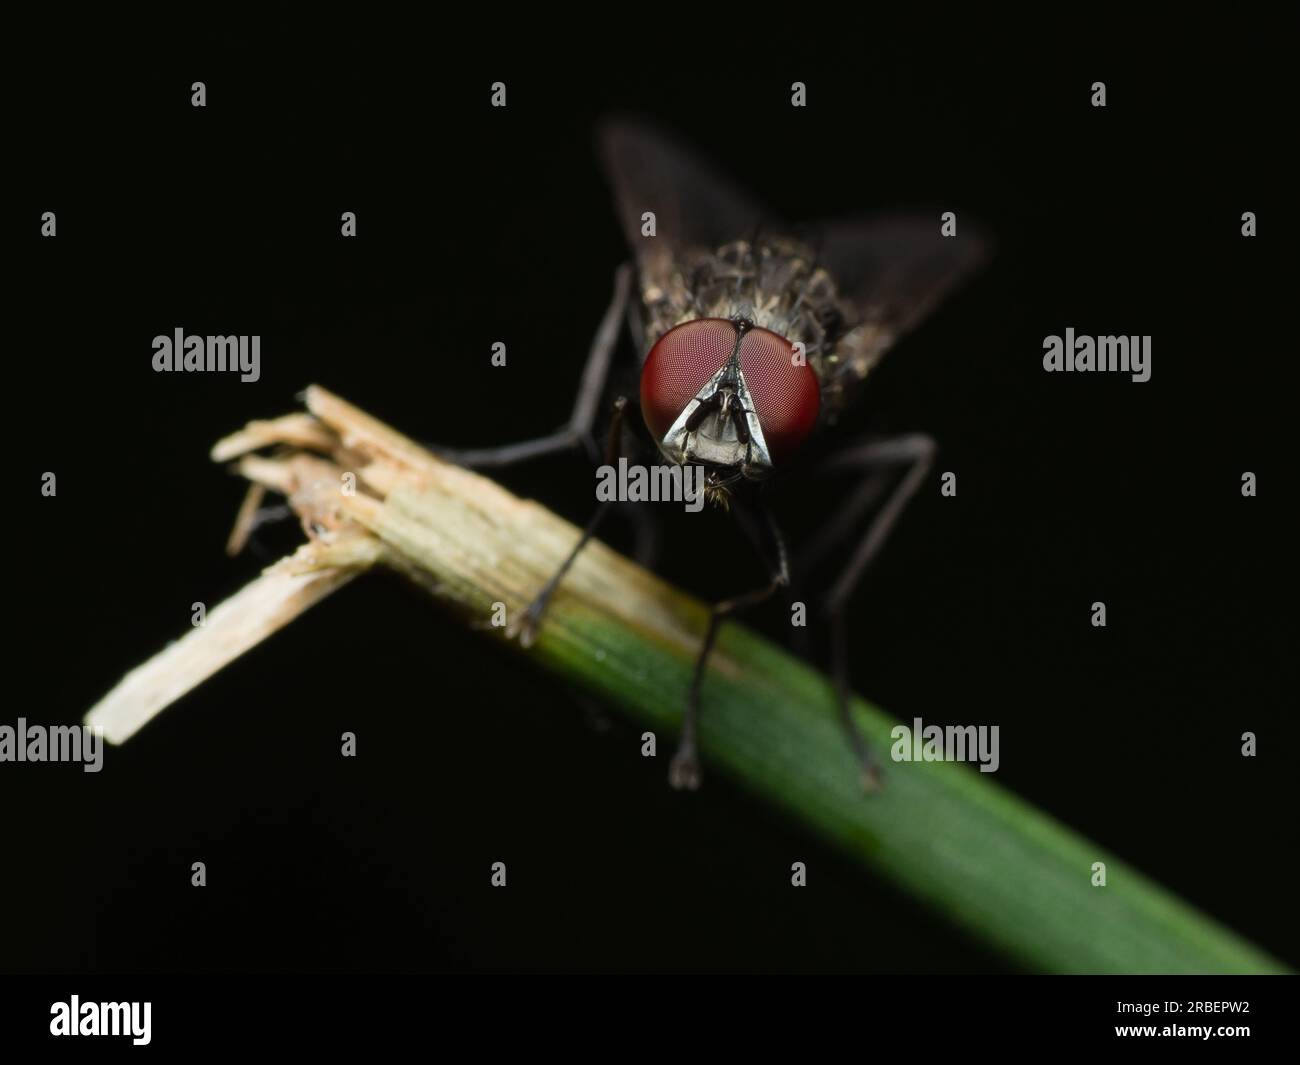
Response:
432,262,634,468
811,433,936,792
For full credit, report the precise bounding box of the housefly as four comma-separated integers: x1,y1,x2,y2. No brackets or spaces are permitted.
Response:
441,121,989,791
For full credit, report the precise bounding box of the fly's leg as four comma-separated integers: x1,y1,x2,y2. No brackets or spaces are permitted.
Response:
624,275,646,357
434,262,634,468
618,499,661,569
671,500,790,791
506,396,630,648
816,433,936,792
233,264,634,554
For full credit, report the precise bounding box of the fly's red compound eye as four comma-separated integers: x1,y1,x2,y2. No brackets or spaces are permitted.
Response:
640,318,737,443
737,326,820,461
640,318,821,464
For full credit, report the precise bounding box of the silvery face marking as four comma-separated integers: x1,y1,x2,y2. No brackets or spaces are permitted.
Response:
655,318,774,478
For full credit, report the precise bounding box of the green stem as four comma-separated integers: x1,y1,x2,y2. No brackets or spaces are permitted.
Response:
372,479,1285,975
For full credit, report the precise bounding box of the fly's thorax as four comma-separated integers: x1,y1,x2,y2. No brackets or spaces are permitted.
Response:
637,234,871,419
649,239,847,347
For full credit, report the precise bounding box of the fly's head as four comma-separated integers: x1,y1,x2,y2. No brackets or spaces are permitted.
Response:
640,315,821,504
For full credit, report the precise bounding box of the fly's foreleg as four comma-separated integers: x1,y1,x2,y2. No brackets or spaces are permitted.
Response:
818,433,936,791
433,261,634,468
671,500,789,791
506,396,630,648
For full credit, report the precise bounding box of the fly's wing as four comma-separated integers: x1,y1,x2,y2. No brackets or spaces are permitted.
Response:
599,120,771,343
599,121,992,393
811,216,991,415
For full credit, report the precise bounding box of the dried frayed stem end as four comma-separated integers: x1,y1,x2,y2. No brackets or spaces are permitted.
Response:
85,390,407,743
85,383,704,745
85,538,379,745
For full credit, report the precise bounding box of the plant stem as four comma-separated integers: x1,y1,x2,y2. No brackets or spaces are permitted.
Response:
85,386,1287,974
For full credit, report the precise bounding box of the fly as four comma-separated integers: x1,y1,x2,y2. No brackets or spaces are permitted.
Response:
437,121,990,791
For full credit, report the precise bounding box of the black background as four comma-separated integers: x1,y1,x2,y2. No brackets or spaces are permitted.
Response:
8,24,1295,976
